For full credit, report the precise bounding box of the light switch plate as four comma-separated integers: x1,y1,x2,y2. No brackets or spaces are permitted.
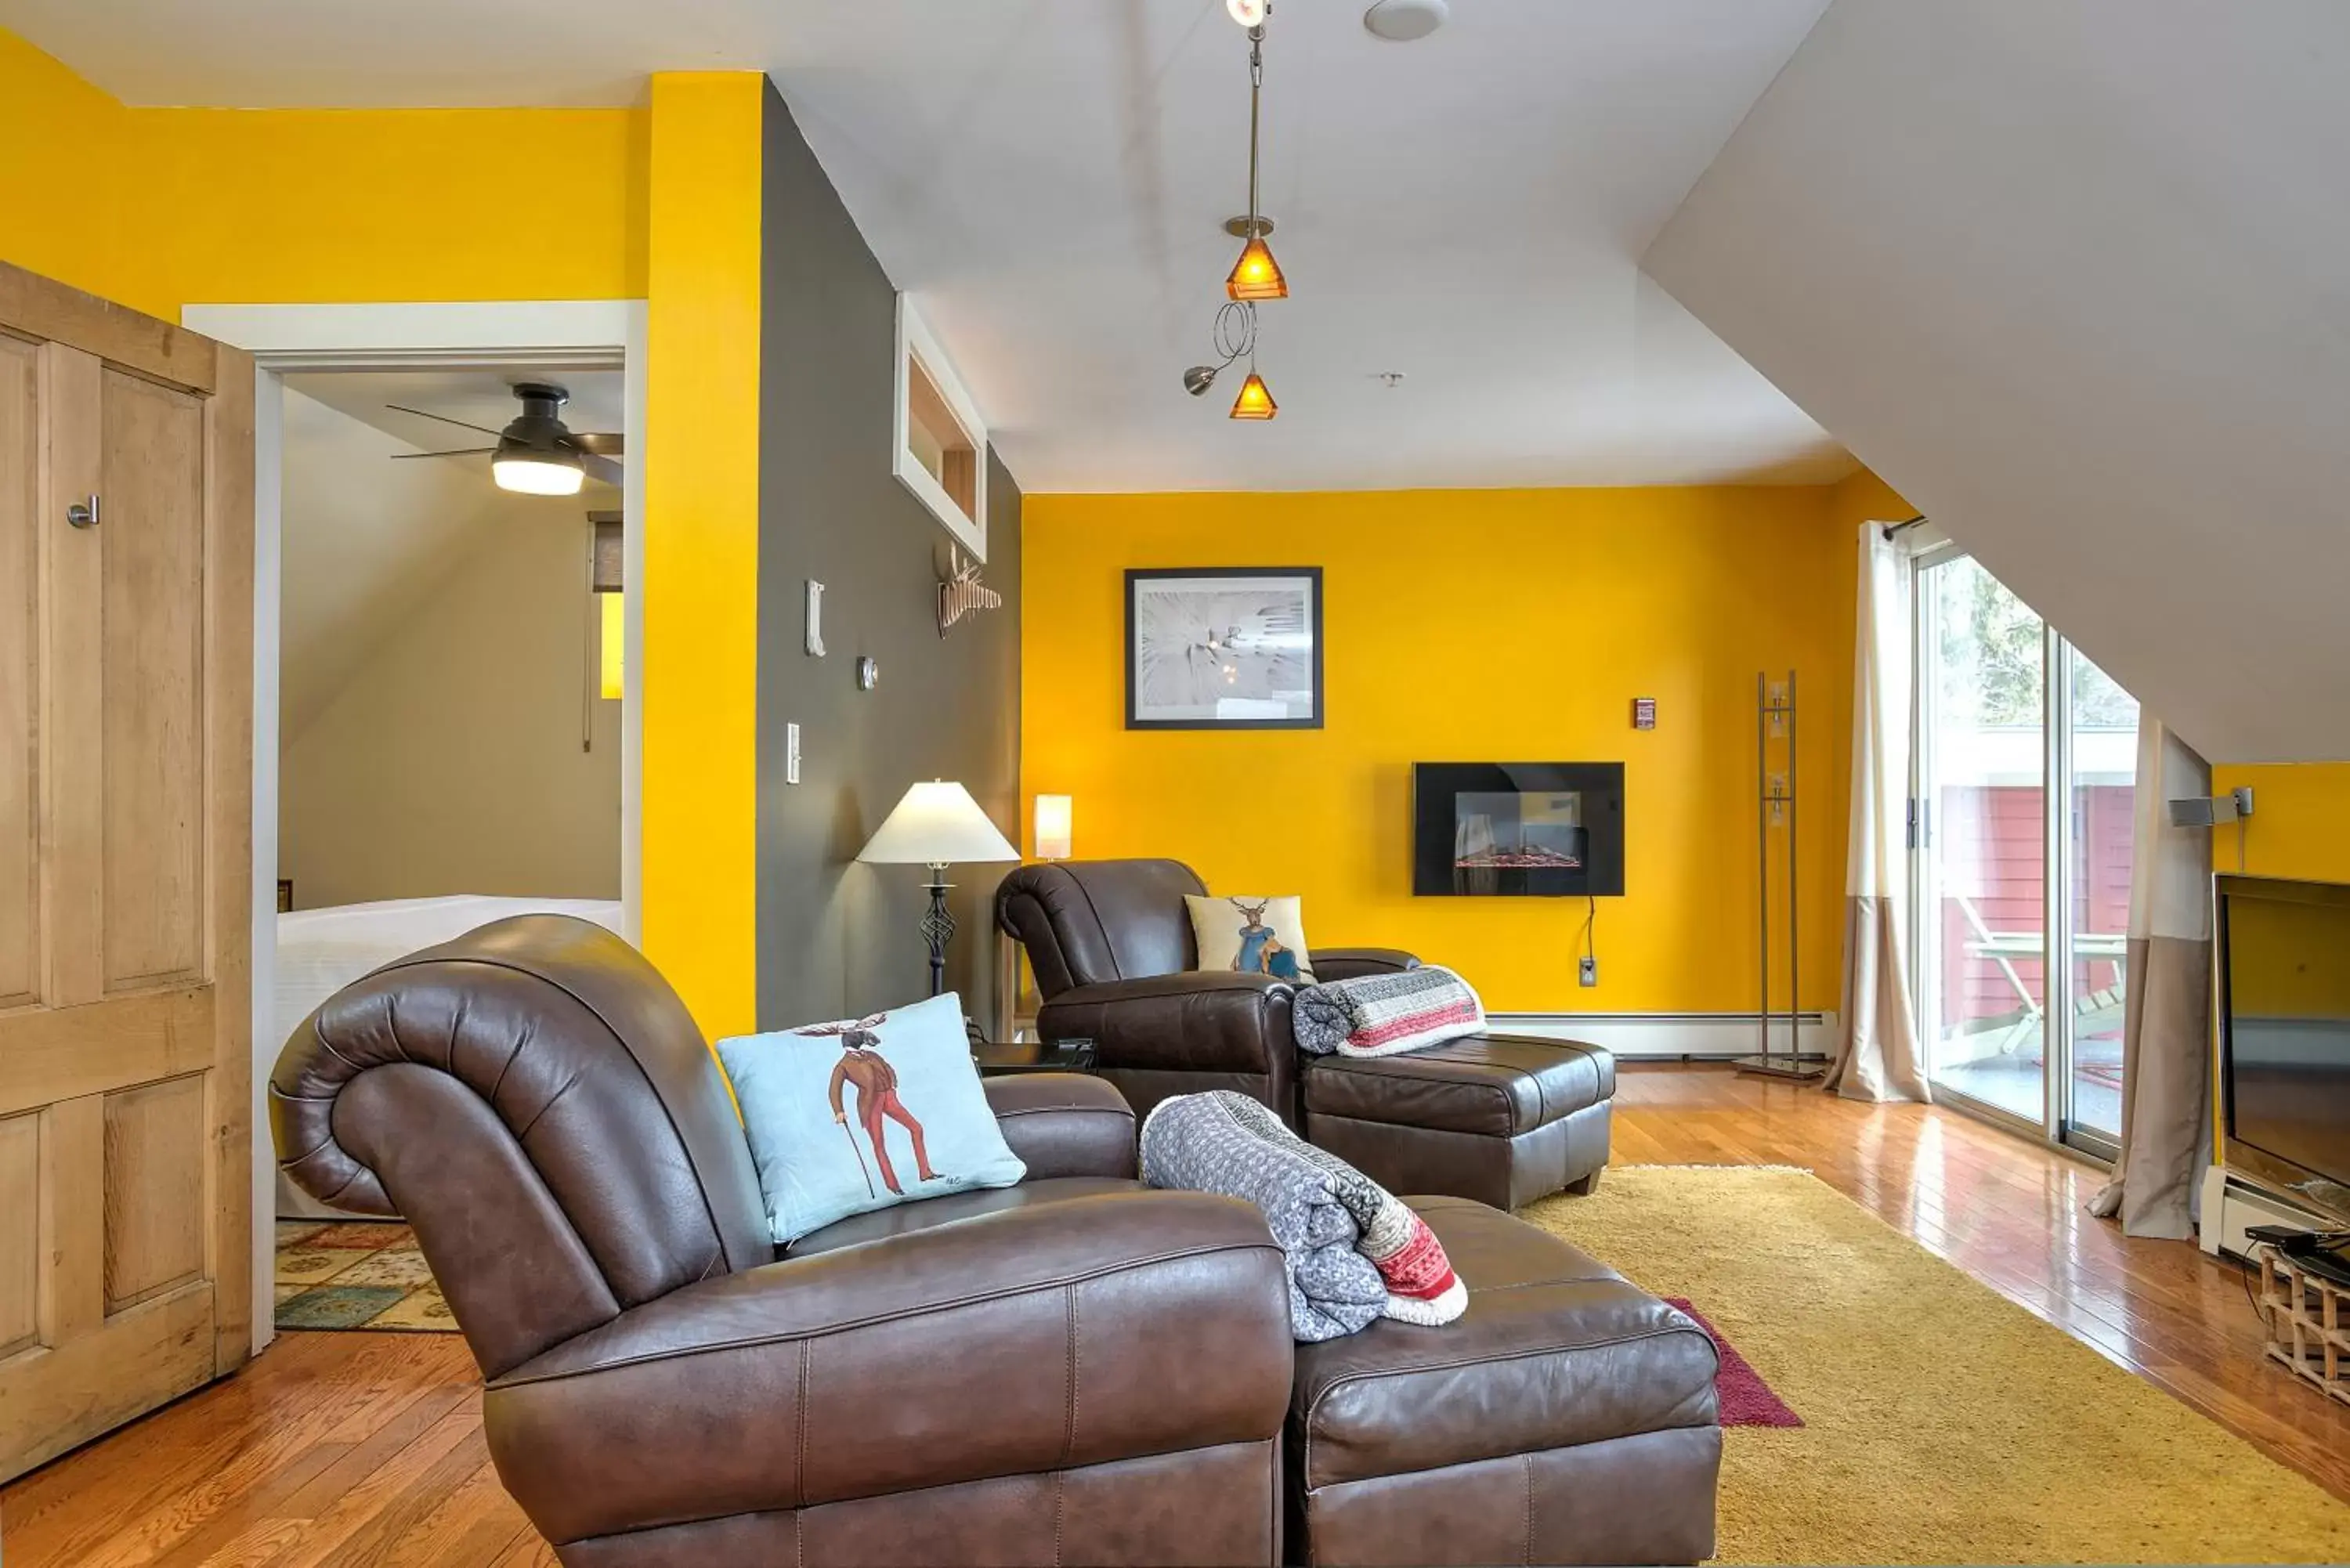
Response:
786,721,801,785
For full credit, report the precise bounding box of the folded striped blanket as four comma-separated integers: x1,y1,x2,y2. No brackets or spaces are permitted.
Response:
1293,964,1485,1058
1141,1090,1466,1336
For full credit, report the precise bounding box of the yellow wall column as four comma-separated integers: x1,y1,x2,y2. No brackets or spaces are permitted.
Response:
641,72,765,1039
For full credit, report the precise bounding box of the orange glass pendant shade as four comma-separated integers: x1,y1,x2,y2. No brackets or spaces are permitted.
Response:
1225,234,1289,301
1229,370,1278,420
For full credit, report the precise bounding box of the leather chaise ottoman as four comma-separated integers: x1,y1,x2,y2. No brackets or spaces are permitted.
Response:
1287,1196,1720,1567
1302,1035,1613,1210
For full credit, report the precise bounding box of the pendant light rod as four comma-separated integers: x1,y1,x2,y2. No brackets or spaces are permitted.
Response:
1246,25,1264,237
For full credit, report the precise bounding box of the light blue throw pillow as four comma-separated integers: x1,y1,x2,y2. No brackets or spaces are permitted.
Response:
714,991,1027,1245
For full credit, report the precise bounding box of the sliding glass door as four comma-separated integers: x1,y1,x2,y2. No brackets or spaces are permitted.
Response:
1911,551,2139,1154
1917,555,2048,1124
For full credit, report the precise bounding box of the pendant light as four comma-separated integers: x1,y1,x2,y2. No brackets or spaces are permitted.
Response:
1228,371,1278,420
1224,17,1287,302
1179,4,1285,417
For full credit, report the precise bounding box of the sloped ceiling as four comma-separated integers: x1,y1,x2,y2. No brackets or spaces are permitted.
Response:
279,372,620,743
1643,1,2350,764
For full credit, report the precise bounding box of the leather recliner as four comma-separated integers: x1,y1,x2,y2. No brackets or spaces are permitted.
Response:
995,859,1419,1126
269,916,1295,1568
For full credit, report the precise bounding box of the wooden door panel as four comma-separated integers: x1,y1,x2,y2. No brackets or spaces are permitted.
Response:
0,987,212,1118
0,1287,213,1480
38,342,104,1009
0,334,34,1012
99,369,208,995
102,1074,207,1313
0,1110,38,1359
0,261,251,1482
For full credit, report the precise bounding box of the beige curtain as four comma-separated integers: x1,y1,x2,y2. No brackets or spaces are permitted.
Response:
2088,721,2214,1239
1824,522,1932,1103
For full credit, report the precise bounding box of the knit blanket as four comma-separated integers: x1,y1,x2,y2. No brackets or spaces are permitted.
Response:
1293,964,1486,1058
1141,1091,1466,1339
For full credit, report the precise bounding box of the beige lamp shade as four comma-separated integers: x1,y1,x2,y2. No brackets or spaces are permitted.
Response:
857,780,1019,867
1033,794,1074,860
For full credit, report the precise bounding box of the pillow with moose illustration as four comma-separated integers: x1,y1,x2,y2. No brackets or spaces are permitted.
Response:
1185,894,1318,985
714,991,1026,1245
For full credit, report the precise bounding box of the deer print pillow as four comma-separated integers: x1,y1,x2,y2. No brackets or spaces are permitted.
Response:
714,991,1026,1245
1184,894,1318,985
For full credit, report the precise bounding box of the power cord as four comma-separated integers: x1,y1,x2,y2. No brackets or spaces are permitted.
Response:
1580,893,1599,970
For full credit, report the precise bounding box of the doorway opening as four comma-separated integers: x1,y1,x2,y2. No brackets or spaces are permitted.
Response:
183,300,646,1342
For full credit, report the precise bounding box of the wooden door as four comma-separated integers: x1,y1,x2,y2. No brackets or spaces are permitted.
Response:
0,261,252,1480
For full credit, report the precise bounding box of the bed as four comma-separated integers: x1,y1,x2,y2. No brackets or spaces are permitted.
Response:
272,894,627,1217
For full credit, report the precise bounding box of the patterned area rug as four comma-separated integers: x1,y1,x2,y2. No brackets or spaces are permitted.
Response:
273,1219,458,1332
1524,1166,2350,1565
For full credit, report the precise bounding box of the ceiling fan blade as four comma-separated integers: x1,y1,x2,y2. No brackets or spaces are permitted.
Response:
578,450,625,487
576,432,624,456
385,403,506,438
390,447,497,459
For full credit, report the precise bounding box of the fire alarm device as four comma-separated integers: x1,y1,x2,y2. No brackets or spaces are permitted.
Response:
1632,698,1657,731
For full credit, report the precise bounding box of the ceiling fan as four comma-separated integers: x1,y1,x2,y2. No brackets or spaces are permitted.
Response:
389,381,622,497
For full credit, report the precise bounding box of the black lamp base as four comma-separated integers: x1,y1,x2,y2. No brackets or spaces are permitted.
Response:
919,863,955,999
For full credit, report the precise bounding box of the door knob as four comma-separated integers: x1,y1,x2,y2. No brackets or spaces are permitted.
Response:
66,495,99,529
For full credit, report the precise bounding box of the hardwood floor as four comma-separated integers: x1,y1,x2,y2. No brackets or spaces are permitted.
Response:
4,1064,2345,1566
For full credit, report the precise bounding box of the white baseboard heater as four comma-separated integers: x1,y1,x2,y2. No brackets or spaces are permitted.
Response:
2199,1165,2334,1260
1486,1010,1839,1062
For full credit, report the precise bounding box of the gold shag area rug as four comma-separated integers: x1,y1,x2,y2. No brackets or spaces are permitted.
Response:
1523,1166,2350,1566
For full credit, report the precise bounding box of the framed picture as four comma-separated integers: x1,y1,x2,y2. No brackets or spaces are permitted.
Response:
1126,568,1323,729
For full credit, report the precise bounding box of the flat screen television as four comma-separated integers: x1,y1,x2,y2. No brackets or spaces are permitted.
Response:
2218,873,2350,1225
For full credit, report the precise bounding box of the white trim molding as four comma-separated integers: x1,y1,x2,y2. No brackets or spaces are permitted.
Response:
183,301,637,370
1488,1010,1841,1061
891,294,988,561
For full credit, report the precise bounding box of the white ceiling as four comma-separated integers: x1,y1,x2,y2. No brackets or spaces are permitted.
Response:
5,0,1852,492
1643,0,2350,764
279,370,620,743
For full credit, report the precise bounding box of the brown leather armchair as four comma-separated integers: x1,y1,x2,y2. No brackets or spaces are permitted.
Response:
270,916,1294,1567
994,859,1419,1125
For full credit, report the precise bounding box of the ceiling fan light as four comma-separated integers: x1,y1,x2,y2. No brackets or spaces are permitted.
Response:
1228,371,1278,421
1225,234,1288,302
493,453,585,496
1227,0,1268,25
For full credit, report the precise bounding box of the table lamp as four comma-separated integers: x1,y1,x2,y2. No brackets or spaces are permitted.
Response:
1033,793,1074,860
858,780,1020,997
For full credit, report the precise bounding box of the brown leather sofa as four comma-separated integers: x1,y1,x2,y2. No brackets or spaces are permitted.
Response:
995,858,1418,1125
269,916,1296,1567
997,859,1614,1209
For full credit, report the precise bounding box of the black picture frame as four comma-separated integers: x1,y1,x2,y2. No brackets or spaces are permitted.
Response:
1125,567,1325,730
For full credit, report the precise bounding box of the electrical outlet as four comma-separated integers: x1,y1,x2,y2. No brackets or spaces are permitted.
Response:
1578,956,1597,987
786,722,801,785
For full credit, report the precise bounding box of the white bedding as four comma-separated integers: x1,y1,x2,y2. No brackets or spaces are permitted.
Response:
273,894,626,1050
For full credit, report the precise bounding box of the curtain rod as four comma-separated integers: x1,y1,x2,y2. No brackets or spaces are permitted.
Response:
1879,514,1927,540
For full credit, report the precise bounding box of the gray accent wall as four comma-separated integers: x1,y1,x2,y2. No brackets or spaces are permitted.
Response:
755,81,1022,1031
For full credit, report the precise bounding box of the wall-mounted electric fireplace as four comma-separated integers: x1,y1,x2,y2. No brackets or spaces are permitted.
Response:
1413,763,1625,897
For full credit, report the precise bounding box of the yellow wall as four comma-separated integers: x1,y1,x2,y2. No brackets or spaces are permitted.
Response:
0,29,761,1036
640,74,765,1040
1022,485,1858,1013
2212,764,2350,884
0,31,644,321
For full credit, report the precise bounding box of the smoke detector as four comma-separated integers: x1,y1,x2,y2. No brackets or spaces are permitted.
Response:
1364,0,1448,42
